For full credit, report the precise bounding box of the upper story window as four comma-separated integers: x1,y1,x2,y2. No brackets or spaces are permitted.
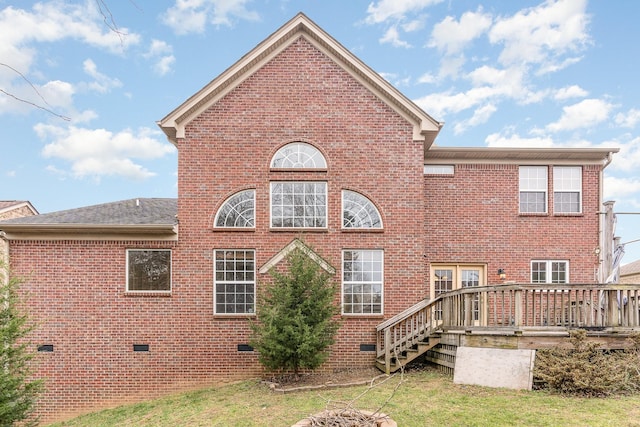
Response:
270,182,327,228
214,190,255,228
553,167,582,214
271,142,327,169
342,190,382,229
519,166,547,214
127,249,171,292
531,260,569,284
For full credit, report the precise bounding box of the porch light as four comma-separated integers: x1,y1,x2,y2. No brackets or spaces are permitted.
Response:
498,268,506,280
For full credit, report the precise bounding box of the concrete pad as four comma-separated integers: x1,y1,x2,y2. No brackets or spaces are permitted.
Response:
453,347,535,390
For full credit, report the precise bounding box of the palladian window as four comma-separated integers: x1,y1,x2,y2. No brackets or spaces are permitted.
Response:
342,190,382,229
271,142,327,169
214,190,255,228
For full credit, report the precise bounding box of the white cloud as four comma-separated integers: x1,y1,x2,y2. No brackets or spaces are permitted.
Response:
554,85,588,100
417,73,436,84
0,2,140,117
163,0,260,35
615,109,640,129
485,131,554,148
144,40,175,76
365,0,443,24
546,98,613,132
608,136,640,173
402,18,425,32
380,26,411,48
453,103,497,134
0,2,140,54
38,80,75,109
489,0,590,70
428,8,492,55
35,124,176,180
82,59,123,93
414,65,529,119
604,176,640,200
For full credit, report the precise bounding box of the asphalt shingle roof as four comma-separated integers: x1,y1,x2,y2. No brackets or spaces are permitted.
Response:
621,259,640,277
0,198,177,226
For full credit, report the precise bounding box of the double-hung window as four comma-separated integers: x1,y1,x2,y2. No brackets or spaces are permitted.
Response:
519,166,547,213
214,250,255,314
127,249,171,292
342,250,383,315
531,260,569,284
553,167,582,213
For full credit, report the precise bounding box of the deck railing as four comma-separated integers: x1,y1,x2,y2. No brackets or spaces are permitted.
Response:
376,284,640,372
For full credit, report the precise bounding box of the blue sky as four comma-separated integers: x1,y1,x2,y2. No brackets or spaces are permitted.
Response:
1,0,640,262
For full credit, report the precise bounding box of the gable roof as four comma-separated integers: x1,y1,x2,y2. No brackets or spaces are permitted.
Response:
0,200,38,216
158,12,442,147
0,198,177,237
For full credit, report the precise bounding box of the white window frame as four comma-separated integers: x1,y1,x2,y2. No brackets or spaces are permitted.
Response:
519,166,548,214
342,249,384,315
553,166,582,214
270,142,327,169
531,260,569,284
126,249,172,293
214,249,256,315
214,189,255,228
270,181,327,229
342,190,382,229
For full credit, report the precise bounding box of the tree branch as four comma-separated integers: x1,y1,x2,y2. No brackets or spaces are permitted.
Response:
0,63,71,121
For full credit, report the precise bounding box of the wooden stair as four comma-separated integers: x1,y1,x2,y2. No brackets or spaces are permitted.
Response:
375,334,440,373
375,298,444,374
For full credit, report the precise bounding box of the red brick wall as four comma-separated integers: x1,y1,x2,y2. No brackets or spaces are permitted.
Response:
175,35,426,370
11,35,605,422
15,37,428,421
424,163,601,288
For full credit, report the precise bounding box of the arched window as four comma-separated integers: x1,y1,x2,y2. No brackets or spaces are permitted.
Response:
271,142,327,169
342,190,382,229
214,190,255,228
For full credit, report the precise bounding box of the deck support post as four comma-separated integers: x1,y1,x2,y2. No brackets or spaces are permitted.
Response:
514,289,523,327
606,289,619,326
384,328,391,375
464,293,473,326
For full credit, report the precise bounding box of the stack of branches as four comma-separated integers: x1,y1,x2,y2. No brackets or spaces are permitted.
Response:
304,352,404,427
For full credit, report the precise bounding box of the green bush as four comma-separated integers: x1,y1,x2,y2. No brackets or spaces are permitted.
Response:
534,329,640,397
0,264,43,426
250,245,340,377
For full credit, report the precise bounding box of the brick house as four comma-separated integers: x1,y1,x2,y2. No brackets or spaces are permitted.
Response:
0,14,617,421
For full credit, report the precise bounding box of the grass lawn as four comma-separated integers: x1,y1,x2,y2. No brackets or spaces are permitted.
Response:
48,369,640,427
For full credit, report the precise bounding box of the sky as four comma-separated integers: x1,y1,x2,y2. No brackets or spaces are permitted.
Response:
1,0,640,263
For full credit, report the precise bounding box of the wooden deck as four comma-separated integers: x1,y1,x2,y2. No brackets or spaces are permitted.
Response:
376,284,640,373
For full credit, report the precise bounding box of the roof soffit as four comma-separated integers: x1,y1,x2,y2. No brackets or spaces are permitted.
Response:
158,13,442,146
424,147,619,166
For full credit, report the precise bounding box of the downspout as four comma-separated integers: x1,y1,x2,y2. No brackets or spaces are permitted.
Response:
599,152,615,283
